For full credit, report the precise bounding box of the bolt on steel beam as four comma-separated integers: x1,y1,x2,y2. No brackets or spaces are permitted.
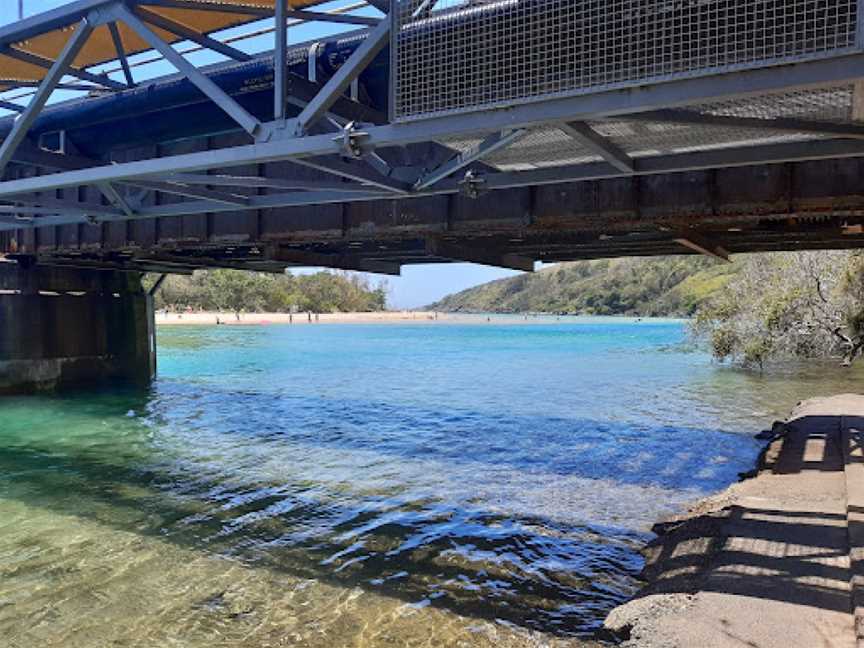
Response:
414,129,527,190
294,18,390,134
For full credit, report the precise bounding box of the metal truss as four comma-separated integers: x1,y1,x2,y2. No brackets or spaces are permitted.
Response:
4,0,864,267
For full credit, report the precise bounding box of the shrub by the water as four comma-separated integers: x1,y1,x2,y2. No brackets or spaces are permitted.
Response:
691,251,864,368
427,249,864,369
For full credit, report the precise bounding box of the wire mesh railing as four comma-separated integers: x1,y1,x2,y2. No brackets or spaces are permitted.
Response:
392,0,862,122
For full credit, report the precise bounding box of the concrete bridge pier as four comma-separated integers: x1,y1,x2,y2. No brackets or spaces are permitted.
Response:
0,262,155,394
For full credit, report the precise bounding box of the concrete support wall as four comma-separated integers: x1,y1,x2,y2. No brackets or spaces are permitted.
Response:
0,264,155,394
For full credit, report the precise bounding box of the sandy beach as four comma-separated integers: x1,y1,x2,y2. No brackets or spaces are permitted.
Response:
155,311,679,326
155,310,446,326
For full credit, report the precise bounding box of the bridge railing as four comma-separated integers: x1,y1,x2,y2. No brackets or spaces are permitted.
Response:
391,0,863,123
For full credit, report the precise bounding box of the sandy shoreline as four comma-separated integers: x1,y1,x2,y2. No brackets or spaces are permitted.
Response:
155,311,683,326
155,311,444,326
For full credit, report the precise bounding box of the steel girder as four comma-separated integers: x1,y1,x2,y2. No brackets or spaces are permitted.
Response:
4,48,864,200
6,136,864,233
4,0,864,256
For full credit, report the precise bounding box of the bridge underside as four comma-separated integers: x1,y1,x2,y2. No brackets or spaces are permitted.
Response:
0,0,864,274
1,0,864,392
0,1,863,275
4,154,864,275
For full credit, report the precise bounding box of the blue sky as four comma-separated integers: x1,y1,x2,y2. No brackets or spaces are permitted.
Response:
1,1,524,308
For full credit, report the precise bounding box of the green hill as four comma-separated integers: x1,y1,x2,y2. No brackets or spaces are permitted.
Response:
428,256,740,316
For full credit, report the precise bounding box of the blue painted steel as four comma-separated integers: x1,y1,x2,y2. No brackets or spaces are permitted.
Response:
0,33,389,155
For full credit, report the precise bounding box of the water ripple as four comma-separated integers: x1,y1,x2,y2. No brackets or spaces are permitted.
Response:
1,319,836,646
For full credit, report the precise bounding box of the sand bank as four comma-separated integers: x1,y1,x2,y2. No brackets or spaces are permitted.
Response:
604,394,864,648
155,311,445,326
155,312,674,326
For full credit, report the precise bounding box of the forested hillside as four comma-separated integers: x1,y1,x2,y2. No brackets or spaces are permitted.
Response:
429,256,738,316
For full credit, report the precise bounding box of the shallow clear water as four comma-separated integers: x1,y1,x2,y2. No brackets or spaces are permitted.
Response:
2,317,862,647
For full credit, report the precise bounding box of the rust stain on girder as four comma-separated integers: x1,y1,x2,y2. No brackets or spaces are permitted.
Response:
7,153,864,271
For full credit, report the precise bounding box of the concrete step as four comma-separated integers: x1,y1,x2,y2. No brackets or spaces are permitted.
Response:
840,408,864,647
605,395,859,648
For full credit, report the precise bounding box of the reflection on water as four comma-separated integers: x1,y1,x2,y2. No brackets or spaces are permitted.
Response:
1,318,861,646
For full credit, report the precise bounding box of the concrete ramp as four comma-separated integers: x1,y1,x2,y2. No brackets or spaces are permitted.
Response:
605,394,864,648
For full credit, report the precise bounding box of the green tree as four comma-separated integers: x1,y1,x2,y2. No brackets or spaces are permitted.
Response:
202,270,271,316
149,269,388,314
692,251,864,368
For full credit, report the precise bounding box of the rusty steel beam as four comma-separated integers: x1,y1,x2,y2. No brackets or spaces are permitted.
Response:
134,253,288,274
267,246,401,275
674,232,732,263
425,237,535,272
33,258,196,275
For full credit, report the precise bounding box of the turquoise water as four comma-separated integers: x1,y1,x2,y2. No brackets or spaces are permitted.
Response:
2,317,862,647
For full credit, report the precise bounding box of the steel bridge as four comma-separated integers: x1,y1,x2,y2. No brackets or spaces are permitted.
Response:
4,0,864,391
0,0,863,275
